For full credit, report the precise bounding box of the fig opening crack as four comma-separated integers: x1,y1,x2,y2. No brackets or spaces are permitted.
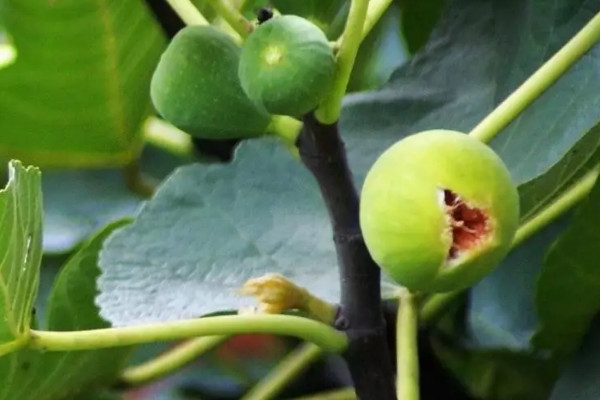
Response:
443,189,490,261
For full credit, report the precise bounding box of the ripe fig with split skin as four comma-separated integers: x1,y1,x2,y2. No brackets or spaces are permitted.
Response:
359,130,519,293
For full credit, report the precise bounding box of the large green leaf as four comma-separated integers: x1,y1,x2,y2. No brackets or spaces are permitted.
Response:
549,316,600,400
43,142,194,254
466,217,570,350
432,337,558,400
0,0,164,167
98,138,337,325
0,220,133,400
532,172,600,357
0,160,42,353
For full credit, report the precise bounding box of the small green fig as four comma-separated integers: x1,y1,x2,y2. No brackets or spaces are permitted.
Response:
360,130,519,293
150,26,271,139
238,15,335,117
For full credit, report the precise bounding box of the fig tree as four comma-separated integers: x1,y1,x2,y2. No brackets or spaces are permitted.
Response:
150,26,271,139
238,15,335,117
360,130,519,293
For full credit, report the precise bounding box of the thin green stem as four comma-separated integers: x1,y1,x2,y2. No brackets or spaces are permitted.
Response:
165,0,209,25
397,291,420,400
420,165,600,324
267,116,303,144
123,160,156,198
287,387,356,400
336,0,394,46
206,0,253,38
470,10,600,143
315,0,370,124
513,166,599,247
120,335,226,385
0,337,28,358
144,117,194,158
241,342,323,400
29,315,347,353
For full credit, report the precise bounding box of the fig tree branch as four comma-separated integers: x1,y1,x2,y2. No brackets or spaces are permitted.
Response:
298,114,396,400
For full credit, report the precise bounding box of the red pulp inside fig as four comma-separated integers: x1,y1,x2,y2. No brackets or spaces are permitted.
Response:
443,189,490,260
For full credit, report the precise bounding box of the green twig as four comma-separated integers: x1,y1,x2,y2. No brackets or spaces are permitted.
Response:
513,166,599,246
120,335,226,385
287,387,356,400
241,343,323,400
165,0,209,25
123,160,156,198
205,0,253,38
316,0,370,124
336,0,394,46
144,117,194,158
0,337,28,358
267,116,303,144
397,291,420,400
28,315,347,354
470,10,600,143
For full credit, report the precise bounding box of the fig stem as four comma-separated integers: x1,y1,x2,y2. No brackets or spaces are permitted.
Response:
298,114,396,400
335,0,394,47
27,315,347,354
120,336,226,385
397,291,420,400
144,117,194,158
267,115,303,145
241,342,324,400
286,387,356,400
205,0,253,38
315,0,370,125
164,0,209,26
514,166,599,247
469,10,600,143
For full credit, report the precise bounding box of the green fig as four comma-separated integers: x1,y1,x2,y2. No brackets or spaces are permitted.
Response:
238,15,335,117
360,130,519,293
150,26,271,139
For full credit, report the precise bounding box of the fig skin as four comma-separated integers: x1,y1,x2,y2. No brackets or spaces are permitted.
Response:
151,26,271,139
359,130,519,293
238,15,335,117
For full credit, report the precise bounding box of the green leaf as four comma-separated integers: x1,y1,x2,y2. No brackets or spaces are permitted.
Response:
0,0,165,168
348,2,408,92
98,138,337,325
532,173,600,357
43,144,193,254
0,219,133,400
432,336,559,400
401,0,444,54
0,160,42,354
467,217,569,350
549,316,600,400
